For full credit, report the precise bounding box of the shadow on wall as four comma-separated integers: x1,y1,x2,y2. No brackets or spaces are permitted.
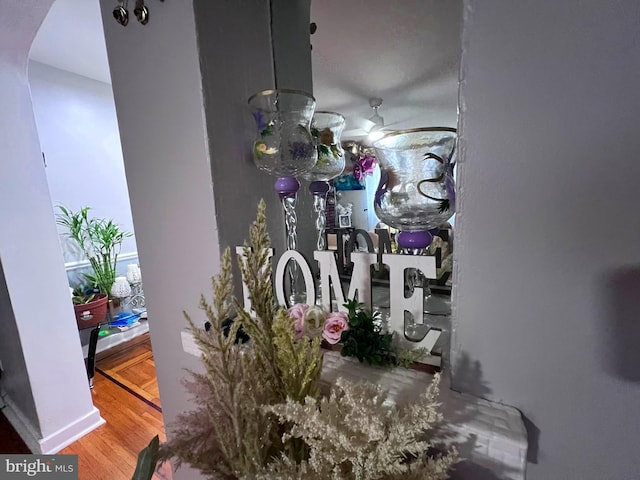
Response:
451,351,492,399
601,266,640,383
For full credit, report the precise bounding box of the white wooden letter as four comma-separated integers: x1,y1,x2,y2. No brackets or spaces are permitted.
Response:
314,251,377,312
275,250,316,307
383,254,437,337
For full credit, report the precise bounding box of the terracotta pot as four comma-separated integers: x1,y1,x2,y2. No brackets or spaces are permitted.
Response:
73,293,108,330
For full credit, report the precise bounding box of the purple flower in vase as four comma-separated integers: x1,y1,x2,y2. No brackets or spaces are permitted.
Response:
360,155,376,174
252,111,274,137
353,163,363,183
353,155,376,183
252,111,267,131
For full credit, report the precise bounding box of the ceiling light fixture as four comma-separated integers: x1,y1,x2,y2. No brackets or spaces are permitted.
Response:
368,97,385,141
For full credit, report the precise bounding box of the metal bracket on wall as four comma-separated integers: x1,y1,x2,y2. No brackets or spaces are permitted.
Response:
113,0,163,27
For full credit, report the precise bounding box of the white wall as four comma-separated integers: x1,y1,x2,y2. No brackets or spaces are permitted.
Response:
0,0,103,453
453,1,640,478
28,60,138,262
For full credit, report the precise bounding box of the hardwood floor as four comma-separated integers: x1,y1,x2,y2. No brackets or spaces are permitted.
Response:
60,333,172,480
96,338,162,409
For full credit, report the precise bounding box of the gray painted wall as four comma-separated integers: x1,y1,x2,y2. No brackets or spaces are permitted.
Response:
192,0,286,282
453,1,640,478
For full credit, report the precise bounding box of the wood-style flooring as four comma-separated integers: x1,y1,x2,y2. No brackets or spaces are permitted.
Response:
60,333,172,480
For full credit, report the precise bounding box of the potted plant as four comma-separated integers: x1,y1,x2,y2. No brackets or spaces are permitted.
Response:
70,283,109,329
56,206,132,328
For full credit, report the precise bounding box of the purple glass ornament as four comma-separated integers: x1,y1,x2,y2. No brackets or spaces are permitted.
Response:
274,176,300,198
309,180,330,195
397,230,433,249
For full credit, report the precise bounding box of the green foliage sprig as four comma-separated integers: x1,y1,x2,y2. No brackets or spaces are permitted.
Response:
132,435,159,480
340,299,427,368
71,288,96,305
340,299,394,366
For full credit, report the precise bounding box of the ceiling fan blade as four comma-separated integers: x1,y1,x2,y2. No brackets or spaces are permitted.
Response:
343,117,375,135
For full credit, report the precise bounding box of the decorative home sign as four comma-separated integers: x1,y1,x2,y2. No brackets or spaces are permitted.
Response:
234,245,442,356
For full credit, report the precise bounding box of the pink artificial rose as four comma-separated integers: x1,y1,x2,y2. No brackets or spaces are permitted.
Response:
288,303,309,339
322,311,349,345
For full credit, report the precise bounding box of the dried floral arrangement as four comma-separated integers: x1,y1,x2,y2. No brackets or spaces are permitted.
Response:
156,201,458,479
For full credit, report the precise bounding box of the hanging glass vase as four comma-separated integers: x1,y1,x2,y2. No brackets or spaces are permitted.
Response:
373,127,457,338
373,127,456,242
248,89,317,305
248,89,317,178
302,111,346,251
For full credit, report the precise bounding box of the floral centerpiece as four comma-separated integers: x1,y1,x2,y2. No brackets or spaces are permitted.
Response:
334,142,377,191
154,202,457,479
288,299,428,368
347,141,377,184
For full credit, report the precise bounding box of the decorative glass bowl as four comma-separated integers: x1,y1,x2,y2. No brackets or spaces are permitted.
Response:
373,127,457,233
248,89,317,178
303,111,346,182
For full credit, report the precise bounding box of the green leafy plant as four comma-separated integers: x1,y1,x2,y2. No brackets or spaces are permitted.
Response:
56,205,132,297
340,299,426,368
71,287,96,305
340,299,395,366
131,435,159,480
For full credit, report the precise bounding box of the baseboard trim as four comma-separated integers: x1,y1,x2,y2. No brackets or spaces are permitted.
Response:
37,407,105,454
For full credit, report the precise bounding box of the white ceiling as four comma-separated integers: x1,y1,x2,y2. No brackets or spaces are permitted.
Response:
30,0,462,139
30,0,112,84
311,0,462,138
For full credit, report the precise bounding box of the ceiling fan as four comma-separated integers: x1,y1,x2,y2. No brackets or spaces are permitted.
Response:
341,97,403,142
